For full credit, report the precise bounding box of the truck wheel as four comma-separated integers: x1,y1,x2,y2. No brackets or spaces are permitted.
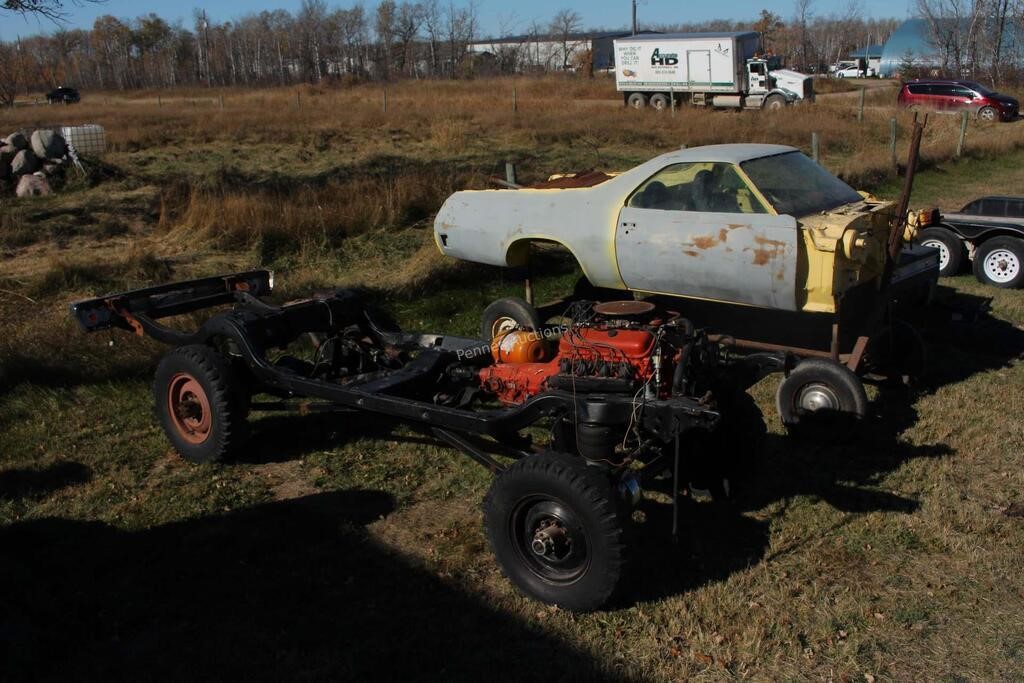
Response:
649,93,669,110
154,344,249,464
918,226,965,276
973,236,1024,288
480,297,542,341
626,92,647,109
978,106,998,122
765,94,786,110
483,452,627,612
776,358,868,440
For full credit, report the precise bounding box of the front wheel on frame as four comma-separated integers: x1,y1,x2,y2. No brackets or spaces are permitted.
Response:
483,452,627,612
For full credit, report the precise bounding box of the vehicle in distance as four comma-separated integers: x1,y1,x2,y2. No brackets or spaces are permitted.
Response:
614,32,812,111
897,79,1019,121
434,144,935,316
45,86,80,104
834,65,875,78
920,195,1024,287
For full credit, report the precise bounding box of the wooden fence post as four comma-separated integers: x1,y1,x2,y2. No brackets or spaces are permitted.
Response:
811,132,820,163
295,92,300,109
505,162,517,186
670,86,675,116
889,117,898,171
512,87,517,113
383,87,388,113
858,88,865,122
956,110,969,158
219,94,224,109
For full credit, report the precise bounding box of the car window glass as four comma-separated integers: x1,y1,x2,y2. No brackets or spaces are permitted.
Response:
627,162,768,214
981,198,1007,216
952,86,974,98
741,151,863,216
1008,200,1024,218
907,84,925,95
961,200,981,214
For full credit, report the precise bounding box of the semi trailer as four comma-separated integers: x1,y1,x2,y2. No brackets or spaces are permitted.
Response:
614,32,813,111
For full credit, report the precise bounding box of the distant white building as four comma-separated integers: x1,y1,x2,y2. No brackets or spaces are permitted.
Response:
468,31,659,72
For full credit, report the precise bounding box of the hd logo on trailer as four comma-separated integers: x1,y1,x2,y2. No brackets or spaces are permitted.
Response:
651,48,679,66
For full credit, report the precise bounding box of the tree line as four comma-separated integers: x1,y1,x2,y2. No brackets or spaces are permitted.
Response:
4,0,1024,106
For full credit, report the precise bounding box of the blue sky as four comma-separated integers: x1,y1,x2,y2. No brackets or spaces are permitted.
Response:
1,0,916,41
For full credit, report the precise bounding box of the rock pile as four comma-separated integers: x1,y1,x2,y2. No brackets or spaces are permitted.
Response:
0,129,72,198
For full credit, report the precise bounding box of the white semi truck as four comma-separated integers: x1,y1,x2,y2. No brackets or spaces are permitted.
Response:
614,32,813,111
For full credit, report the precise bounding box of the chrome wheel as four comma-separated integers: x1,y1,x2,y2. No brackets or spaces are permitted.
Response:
797,382,840,413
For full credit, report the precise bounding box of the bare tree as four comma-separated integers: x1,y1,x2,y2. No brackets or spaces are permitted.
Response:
2,0,102,22
549,8,582,70
916,0,986,77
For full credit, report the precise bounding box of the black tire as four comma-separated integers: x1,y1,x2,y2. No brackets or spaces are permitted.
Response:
978,106,999,122
649,93,669,110
480,296,542,341
154,344,249,464
626,92,647,109
918,226,966,277
973,236,1024,288
765,94,786,111
776,358,869,439
483,452,626,612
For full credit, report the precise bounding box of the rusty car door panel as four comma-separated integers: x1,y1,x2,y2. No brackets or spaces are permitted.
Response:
615,207,800,310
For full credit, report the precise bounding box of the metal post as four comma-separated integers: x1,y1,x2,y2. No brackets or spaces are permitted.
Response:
889,117,898,171
956,110,969,158
858,87,865,122
811,132,820,163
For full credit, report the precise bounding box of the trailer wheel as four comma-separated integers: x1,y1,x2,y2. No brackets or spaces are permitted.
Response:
627,93,647,109
154,344,249,464
776,358,868,439
765,94,786,110
649,93,670,110
483,452,626,612
973,236,1024,288
480,297,542,341
918,226,965,276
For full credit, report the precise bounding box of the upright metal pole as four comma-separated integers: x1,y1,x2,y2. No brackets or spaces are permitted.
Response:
632,0,637,35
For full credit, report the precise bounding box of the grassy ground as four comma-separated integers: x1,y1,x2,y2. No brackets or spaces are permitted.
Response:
1,81,1023,681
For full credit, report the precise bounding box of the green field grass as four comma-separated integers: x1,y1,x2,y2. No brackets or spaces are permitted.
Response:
2,88,1024,680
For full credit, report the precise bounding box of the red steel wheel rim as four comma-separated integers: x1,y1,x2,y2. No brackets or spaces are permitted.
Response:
167,372,212,445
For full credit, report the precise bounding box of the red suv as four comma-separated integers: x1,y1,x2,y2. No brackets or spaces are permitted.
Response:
898,79,1019,121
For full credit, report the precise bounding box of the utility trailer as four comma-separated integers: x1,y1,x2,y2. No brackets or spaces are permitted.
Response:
614,32,812,111
71,273,782,612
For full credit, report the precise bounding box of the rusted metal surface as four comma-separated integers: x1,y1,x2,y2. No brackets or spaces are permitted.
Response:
615,208,800,310
529,170,616,189
592,300,656,317
845,335,870,372
708,334,847,361
889,113,928,263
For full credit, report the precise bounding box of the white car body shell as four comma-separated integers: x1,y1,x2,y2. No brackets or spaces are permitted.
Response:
434,144,808,311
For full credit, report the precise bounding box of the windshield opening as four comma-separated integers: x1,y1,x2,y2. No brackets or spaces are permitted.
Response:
740,152,862,216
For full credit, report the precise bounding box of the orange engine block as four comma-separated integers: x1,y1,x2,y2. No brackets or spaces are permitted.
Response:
478,326,658,405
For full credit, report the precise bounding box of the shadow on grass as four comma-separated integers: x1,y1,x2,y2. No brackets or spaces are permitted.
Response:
0,490,627,683
0,461,92,501
623,383,951,607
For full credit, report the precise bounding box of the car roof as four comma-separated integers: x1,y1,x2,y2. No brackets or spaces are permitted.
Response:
651,144,799,165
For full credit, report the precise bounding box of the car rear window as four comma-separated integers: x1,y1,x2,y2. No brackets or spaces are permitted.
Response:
906,83,928,95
